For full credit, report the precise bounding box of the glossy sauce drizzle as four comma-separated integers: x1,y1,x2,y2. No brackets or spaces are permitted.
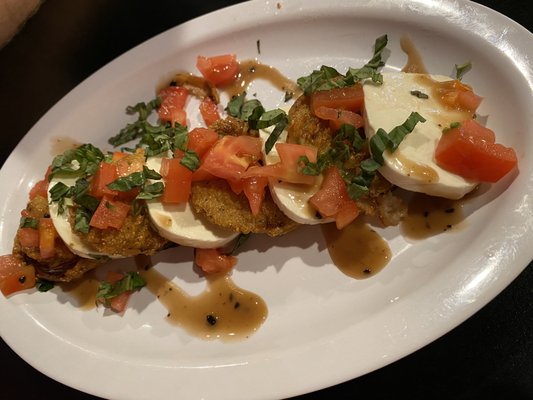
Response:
322,219,391,279
401,192,466,239
137,256,267,341
225,59,302,99
401,35,428,74
393,151,439,183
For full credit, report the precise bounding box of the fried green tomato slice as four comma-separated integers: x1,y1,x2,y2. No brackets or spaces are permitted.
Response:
190,180,299,237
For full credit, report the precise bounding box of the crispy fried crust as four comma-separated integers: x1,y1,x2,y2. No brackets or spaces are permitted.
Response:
209,115,253,137
13,195,102,282
287,94,407,226
287,95,333,155
75,211,168,257
190,180,299,237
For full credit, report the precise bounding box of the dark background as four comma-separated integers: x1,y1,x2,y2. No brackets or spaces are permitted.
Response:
0,1,531,399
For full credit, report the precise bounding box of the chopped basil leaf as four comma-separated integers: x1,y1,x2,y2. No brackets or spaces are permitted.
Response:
19,216,39,229
143,165,162,180
297,34,388,94
264,115,289,154
74,207,92,233
36,279,55,292
370,112,426,164
455,61,472,80
442,121,461,133
137,182,164,200
298,155,321,176
360,158,381,173
226,92,246,117
96,271,146,307
180,150,200,171
108,98,160,146
410,90,429,99
173,127,189,152
107,171,145,192
346,182,370,199
240,100,264,121
49,182,70,213
49,144,105,180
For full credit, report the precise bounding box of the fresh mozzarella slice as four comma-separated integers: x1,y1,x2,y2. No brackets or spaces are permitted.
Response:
258,128,331,225
48,177,123,259
145,156,238,248
363,72,478,200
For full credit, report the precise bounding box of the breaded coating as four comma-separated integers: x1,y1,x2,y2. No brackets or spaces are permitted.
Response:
190,180,299,237
210,115,253,137
287,94,407,226
76,211,168,257
287,95,333,154
13,195,102,282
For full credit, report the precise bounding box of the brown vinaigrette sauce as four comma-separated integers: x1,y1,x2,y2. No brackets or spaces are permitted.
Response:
322,219,392,279
400,192,467,239
401,35,429,74
224,59,302,99
136,255,267,341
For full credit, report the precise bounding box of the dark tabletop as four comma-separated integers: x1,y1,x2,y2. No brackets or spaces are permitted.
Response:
1,1,531,399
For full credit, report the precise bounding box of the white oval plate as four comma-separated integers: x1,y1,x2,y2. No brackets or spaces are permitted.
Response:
1,1,532,399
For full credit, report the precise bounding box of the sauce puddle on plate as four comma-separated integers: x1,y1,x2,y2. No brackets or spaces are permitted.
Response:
137,255,267,341
401,192,466,239
322,218,391,279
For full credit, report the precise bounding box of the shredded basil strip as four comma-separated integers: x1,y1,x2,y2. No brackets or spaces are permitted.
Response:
96,271,146,307
226,92,246,117
74,207,92,234
49,144,105,180
19,216,39,229
297,34,388,94
264,115,289,154
137,182,164,200
369,112,426,164
455,61,472,80
143,166,162,180
108,98,161,146
410,90,429,99
107,171,145,192
180,150,200,172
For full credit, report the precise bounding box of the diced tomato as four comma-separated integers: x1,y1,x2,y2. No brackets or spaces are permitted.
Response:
90,162,118,198
191,165,217,182
29,179,49,200
243,176,268,216
29,166,51,200
90,197,131,230
435,79,482,113
99,271,131,313
0,255,36,296
243,142,318,185
195,248,237,275
18,228,40,248
227,178,244,195
39,218,56,259
199,97,221,127
196,54,240,87
114,149,145,177
158,86,189,126
435,119,518,183
187,127,219,158
310,85,364,114
160,157,193,204
313,106,364,131
309,166,359,229
201,135,262,181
